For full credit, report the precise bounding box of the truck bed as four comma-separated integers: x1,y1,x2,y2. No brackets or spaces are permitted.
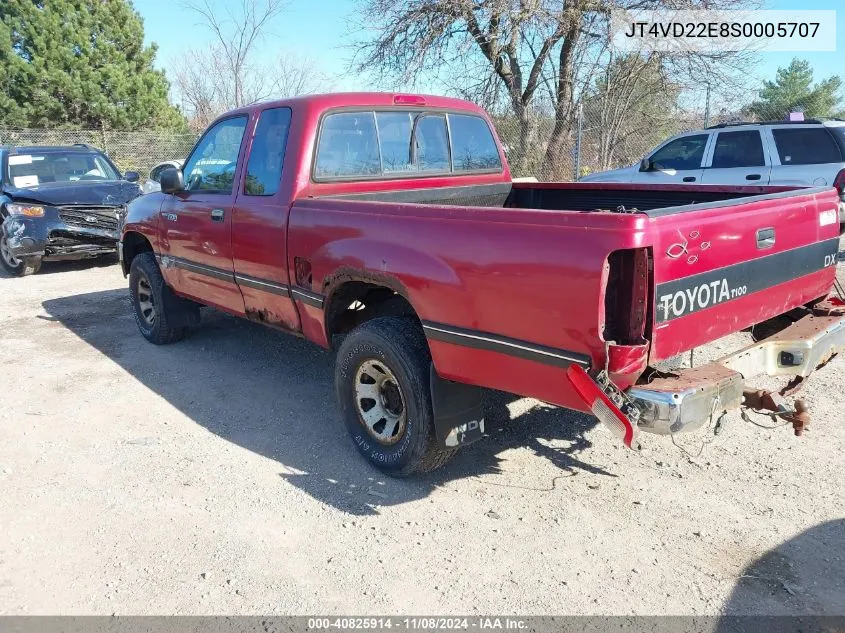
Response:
507,181,805,214
298,181,840,410
326,179,811,214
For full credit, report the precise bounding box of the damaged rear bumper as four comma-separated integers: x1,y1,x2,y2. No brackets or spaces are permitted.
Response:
628,310,845,435
2,208,120,261
568,305,845,443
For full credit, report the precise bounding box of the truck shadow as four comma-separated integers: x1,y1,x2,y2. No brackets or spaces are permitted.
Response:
42,289,606,516
716,519,845,630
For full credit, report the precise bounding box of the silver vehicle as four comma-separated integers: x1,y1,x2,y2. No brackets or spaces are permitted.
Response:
581,119,845,226
141,160,184,194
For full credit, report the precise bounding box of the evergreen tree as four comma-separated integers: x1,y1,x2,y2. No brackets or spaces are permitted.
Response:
749,58,843,120
0,0,187,130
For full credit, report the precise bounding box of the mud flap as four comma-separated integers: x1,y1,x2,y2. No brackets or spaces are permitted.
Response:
429,365,485,448
160,284,201,328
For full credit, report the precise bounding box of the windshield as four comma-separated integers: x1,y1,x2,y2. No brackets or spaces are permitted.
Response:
6,151,120,187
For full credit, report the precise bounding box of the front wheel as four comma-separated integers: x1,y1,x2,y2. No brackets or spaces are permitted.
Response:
0,233,40,276
335,317,457,477
129,252,195,344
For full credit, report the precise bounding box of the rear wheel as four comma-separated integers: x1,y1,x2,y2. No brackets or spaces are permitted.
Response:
335,317,457,477
129,252,194,344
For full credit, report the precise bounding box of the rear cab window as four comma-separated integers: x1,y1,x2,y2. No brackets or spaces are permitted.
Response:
771,127,843,165
449,113,501,171
313,109,501,181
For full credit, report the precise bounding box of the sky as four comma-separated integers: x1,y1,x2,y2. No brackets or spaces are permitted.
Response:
133,0,844,101
133,0,367,93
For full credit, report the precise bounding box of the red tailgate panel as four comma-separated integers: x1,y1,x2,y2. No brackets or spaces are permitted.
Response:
649,189,840,361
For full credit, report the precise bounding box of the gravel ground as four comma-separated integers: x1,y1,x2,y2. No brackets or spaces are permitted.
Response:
0,252,843,616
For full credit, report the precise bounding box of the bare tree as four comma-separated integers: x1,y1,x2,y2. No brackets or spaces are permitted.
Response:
174,0,333,129
274,53,332,98
584,52,680,171
352,0,757,179
182,0,288,108
174,49,331,130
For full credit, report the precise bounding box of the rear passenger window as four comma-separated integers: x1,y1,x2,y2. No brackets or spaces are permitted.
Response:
711,130,765,168
448,114,501,171
374,112,451,174
376,112,413,173
245,107,291,196
772,128,842,165
314,112,381,179
415,114,450,172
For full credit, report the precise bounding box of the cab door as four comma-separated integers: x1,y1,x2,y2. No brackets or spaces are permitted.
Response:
700,129,771,185
231,106,301,331
159,115,250,314
633,133,710,184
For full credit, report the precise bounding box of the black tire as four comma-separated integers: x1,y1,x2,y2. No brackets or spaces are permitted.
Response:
335,317,457,477
1,233,41,276
129,252,193,344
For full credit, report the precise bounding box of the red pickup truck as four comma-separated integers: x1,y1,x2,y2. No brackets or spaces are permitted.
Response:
120,92,845,476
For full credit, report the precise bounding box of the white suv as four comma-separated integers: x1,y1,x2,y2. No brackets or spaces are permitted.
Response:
581,119,845,225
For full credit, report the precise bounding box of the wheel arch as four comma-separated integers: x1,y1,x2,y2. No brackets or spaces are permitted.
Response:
121,231,153,277
322,270,420,347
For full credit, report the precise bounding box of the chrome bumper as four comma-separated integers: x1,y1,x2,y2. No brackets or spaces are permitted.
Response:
629,313,845,435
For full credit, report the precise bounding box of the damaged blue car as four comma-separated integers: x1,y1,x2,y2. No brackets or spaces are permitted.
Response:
0,144,142,276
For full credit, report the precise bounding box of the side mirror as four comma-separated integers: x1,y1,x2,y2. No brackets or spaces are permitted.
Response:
123,170,140,183
159,167,184,194
639,158,653,172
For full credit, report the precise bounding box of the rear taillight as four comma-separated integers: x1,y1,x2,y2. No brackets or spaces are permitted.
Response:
603,248,650,344
567,365,639,448
834,169,845,195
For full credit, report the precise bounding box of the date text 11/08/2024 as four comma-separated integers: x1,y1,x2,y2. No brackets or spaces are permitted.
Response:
307,617,528,630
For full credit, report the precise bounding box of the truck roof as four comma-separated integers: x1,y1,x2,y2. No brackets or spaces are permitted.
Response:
221,92,490,118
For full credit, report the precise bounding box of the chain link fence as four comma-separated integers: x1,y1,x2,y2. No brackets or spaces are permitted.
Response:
495,88,823,181
0,128,197,178
495,111,699,181
0,91,822,183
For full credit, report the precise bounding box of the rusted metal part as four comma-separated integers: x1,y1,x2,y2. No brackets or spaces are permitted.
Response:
780,375,806,397
742,389,784,412
762,314,843,342
813,295,845,317
742,389,810,436
793,400,809,436
245,307,303,336
640,363,739,390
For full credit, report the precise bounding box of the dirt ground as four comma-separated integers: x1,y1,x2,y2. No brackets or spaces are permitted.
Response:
1,254,844,616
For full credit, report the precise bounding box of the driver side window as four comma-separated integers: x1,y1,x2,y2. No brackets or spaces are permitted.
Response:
650,134,709,171
182,116,248,193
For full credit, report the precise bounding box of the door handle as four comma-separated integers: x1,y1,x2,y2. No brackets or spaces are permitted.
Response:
682,176,696,182
756,227,775,249
746,174,762,181
210,208,225,222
